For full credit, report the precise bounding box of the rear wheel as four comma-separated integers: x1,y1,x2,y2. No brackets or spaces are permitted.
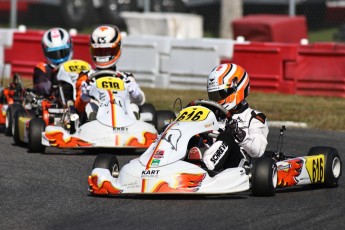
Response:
156,110,176,133
93,154,120,178
251,157,277,196
308,146,342,188
28,118,46,153
5,104,22,136
139,103,157,126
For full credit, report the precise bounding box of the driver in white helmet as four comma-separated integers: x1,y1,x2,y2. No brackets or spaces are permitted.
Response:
33,28,73,97
75,25,144,120
189,63,269,173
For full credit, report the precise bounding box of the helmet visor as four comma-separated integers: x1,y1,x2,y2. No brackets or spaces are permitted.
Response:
208,87,236,102
46,47,71,60
90,43,121,58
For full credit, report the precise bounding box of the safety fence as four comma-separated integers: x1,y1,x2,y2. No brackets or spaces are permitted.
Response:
1,29,345,98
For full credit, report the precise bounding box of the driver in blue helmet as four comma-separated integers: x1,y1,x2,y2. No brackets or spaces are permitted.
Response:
33,28,73,97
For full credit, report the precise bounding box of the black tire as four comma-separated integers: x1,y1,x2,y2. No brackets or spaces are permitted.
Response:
307,146,342,188
5,104,22,136
251,157,277,197
139,103,157,126
28,118,46,153
155,110,176,133
93,154,120,178
13,108,33,146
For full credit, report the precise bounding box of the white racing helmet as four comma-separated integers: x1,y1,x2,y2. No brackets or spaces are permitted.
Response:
89,25,122,69
207,63,250,111
41,28,73,66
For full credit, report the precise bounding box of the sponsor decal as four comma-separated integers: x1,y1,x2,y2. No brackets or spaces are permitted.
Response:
154,150,165,158
210,142,228,164
151,159,160,166
113,127,129,132
141,170,160,178
277,158,303,187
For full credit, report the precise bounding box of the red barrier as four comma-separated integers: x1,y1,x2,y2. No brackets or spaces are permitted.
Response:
225,42,298,94
232,15,307,43
4,30,45,80
285,42,345,97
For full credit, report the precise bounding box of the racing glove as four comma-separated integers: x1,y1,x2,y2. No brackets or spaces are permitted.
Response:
125,80,141,99
81,81,91,102
225,119,246,142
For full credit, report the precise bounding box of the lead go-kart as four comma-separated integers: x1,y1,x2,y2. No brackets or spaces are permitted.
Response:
41,70,176,153
88,100,342,196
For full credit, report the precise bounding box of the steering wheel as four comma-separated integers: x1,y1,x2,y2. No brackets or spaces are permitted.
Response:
186,99,231,120
88,70,121,81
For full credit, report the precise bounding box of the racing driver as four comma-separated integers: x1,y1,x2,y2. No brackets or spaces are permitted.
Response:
190,63,269,172
75,24,144,121
33,27,73,97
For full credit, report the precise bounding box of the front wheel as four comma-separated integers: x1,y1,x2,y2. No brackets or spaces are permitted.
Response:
93,154,120,178
28,118,46,153
251,157,277,197
308,146,342,188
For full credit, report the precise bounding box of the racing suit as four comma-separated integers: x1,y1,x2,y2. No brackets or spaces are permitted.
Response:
33,62,58,96
75,67,145,120
203,101,269,171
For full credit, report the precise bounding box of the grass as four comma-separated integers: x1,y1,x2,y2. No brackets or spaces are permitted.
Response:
142,87,345,132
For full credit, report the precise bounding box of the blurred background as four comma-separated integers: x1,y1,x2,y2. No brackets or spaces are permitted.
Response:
1,0,345,42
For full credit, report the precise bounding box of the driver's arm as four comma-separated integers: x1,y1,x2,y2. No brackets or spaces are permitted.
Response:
239,118,269,158
75,72,89,115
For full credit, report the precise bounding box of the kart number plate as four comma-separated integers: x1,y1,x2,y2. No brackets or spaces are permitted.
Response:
96,77,124,91
175,106,210,122
305,155,325,183
63,60,90,73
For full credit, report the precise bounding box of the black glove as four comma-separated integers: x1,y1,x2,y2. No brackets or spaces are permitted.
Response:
225,119,246,142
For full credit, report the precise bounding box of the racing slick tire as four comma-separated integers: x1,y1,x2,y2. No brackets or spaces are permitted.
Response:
251,157,277,197
5,104,22,136
13,108,34,146
307,146,342,188
28,118,46,153
139,103,157,127
93,154,120,178
156,110,176,133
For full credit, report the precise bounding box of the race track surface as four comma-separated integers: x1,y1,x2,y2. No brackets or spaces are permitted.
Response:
1,127,344,230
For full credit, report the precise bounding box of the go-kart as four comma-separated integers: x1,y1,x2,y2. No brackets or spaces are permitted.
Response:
13,59,91,153
41,70,175,152
88,100,278,196
0,73,25,136
88,99,342,196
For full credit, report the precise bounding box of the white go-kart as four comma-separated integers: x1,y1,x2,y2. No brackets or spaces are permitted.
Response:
41,70,175,152
88,100,278,196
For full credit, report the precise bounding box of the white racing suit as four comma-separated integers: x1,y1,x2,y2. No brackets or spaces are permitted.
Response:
82,70,145,120
203,104,269,171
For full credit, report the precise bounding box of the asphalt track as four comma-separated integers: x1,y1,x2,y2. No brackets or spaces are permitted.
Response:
1,127,344,230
